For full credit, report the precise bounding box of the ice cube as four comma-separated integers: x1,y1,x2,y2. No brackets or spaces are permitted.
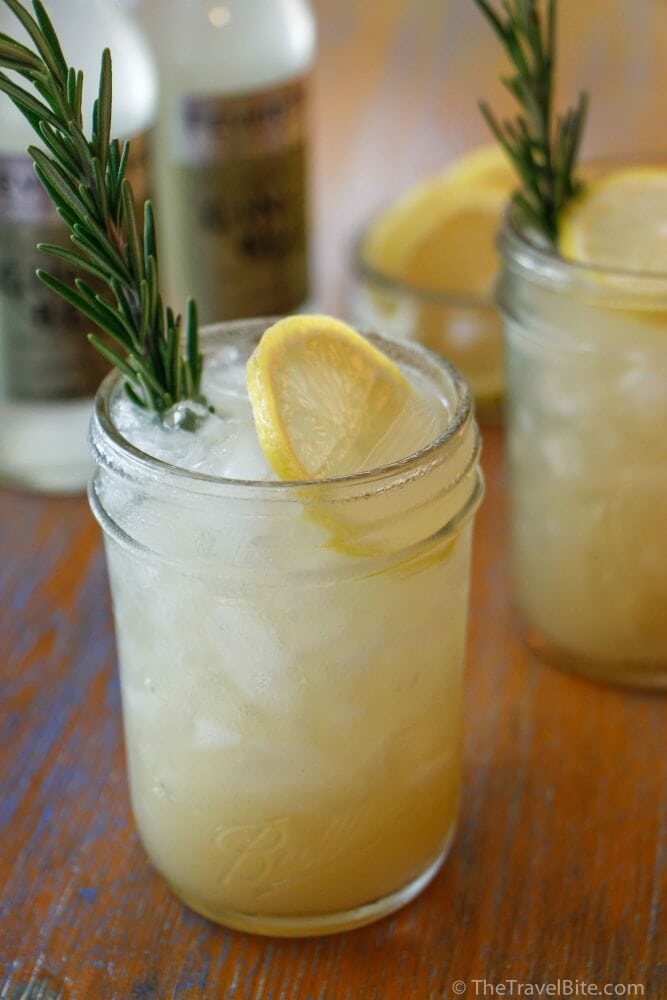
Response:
162,399,211,432
110,385,273,480
111,390,211,470
209,602,294,712
184,416,270,480
203,344,254,418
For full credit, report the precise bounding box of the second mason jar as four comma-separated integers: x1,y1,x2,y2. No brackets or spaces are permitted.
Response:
498,210,667,689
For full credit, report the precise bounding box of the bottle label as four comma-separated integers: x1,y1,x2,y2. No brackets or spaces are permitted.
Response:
0,132,151,402
171,77,309,321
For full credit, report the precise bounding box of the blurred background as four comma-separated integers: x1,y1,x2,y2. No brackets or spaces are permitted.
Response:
308,0,667,308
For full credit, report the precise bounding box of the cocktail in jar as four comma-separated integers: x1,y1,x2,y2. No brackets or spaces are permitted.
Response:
470,0,667,687
498,171,667,688
89,316,483,936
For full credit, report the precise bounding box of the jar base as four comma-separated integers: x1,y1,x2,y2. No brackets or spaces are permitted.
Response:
164,829,455,938
522,623,667,692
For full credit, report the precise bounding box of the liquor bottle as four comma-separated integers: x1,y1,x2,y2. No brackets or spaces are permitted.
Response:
0,0,156,494
135,0,316,324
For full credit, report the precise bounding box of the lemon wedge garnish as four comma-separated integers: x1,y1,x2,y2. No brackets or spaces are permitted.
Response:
363,144,515,295
559,167,667,272
246,315,428,482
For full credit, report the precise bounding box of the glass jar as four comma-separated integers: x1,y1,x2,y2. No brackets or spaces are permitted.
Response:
89,319,483,936
352,228,503,421
498,210,667,689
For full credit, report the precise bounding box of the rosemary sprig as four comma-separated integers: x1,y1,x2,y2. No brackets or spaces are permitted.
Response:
472,0,588,241
0,0,207,415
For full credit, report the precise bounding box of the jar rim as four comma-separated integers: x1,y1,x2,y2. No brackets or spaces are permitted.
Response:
352,214,492,310
499,201,667,301
91,318,477,499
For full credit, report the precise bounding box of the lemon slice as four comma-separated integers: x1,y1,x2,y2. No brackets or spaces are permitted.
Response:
247,315,432,482
559,167,667,272
438,143,518,192
396,186,511,294
363,144,515,294
247,315,467,560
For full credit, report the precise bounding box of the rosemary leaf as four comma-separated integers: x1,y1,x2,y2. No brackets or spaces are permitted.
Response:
0,32,42,70
37,268,108,327
128,354,168,402
31,0,68,79
186,299,199,380
89,293,138,349
37,241,112,283
30,149,93,228
2,0,62,78
143,200,157,271
96,49,112,170
146,253,159,324
37,122,80,176
91,156,110,227
120,177,145,284
0,69,59,127
70,223,130,282
88,334,137,382
111,279,139,341
124,382,145,409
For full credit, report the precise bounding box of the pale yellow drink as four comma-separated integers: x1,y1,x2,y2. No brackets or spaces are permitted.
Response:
90,319,482,935
498,180,667,688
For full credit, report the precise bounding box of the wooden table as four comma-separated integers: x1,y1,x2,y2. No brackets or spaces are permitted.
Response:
2,1,667,997
2,424,666,999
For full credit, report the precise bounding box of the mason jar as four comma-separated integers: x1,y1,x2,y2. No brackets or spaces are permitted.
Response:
498,210,667,689
352,225,504,421
88,319,483,937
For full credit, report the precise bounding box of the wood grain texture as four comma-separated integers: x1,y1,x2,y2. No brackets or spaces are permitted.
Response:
1,429,665,1000
2,1,667,997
